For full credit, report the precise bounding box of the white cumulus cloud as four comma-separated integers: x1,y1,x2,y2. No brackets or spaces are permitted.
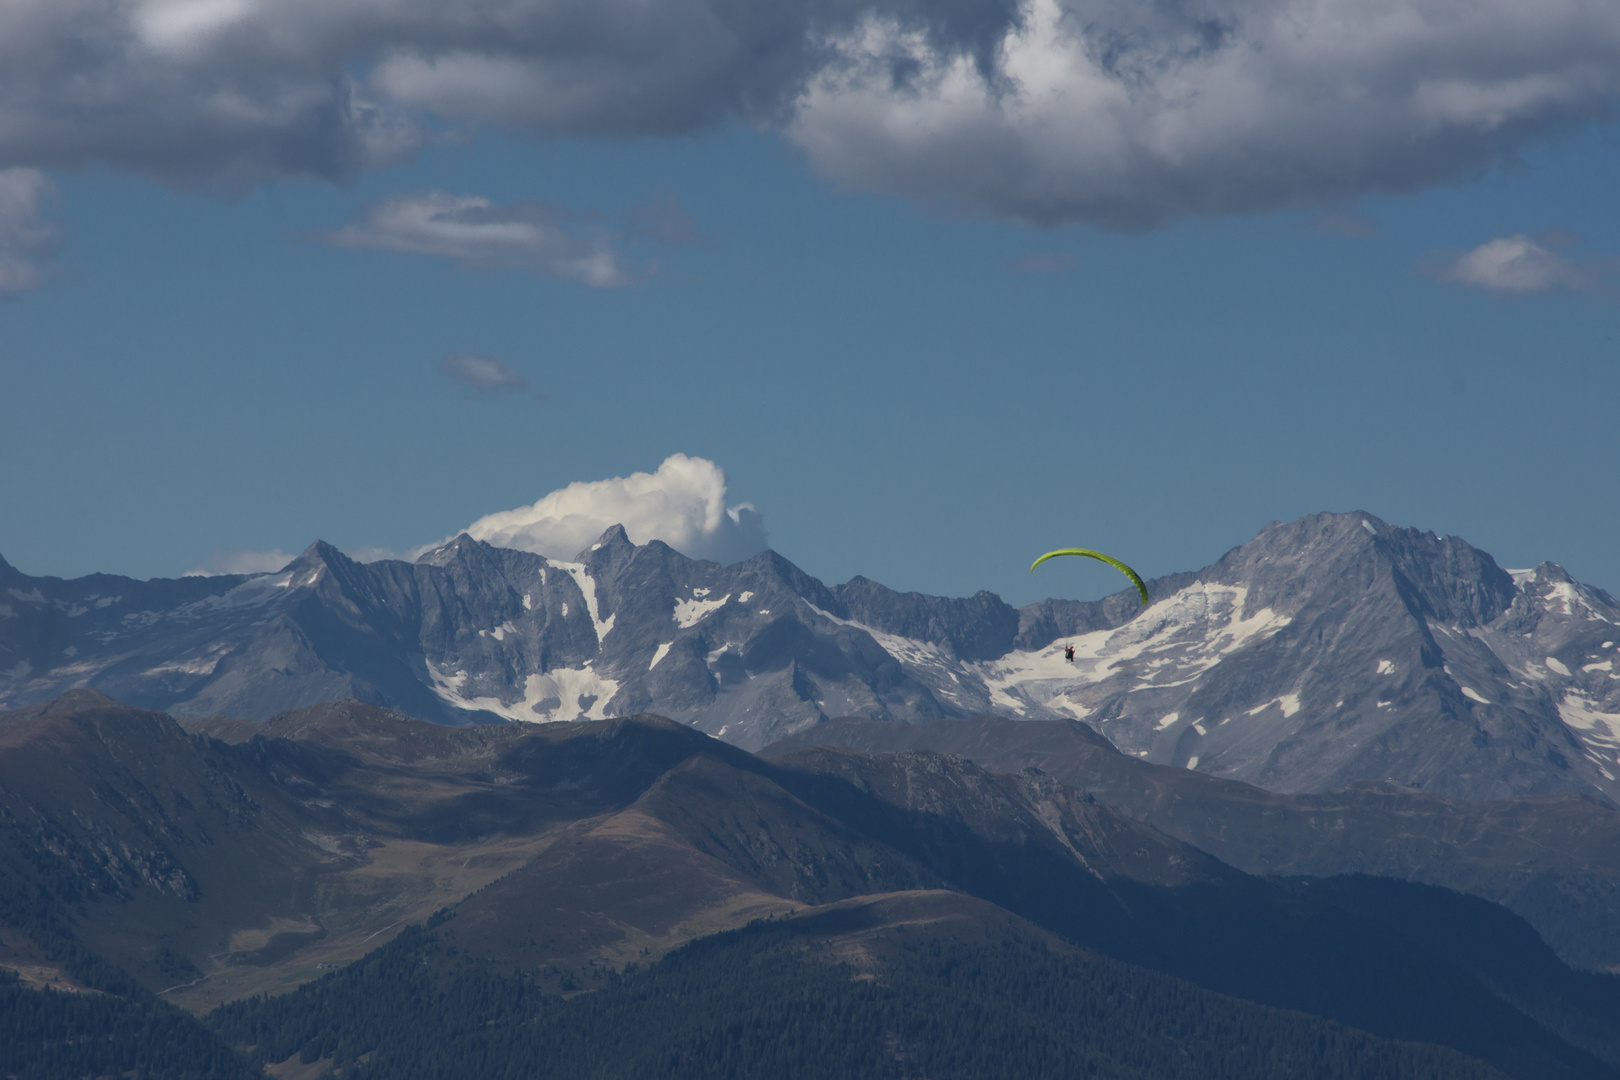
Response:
323,192,629,286
1431,233,1614,295
0,169,61,297
458,454,768,564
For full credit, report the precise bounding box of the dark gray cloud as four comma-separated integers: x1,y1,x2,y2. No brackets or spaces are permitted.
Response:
441,352,529,391
0,169,60,296
786,0,1620,227
323,192,629,286
0,0,1617,225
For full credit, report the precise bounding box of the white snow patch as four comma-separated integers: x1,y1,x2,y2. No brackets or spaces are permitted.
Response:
1545,656,1572,677
1559,693,1620,756
1376,659,1395,675
158,570,300,621
144,652,225,677
6,588,46,604
1186,756,1200,769
1377,700,1393,708
522,593,533,610
426,661,618,723
737,591,754,604
1361,520,1376,535
1544,581,1613,622
1507,568,1537,588
1582,660,1614,673
1603,641,1615,649
1193,723,1207,735
1155,712,1180,730
1243,694,1301,718
649,642,672,671
484,622,517,641
554,561,615,643
971,582,1288,718
673,593,729,628
1460,686,1490,704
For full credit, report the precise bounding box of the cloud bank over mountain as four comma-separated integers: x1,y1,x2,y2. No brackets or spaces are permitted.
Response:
459,454,768,564
184,548,298,577
1,0,1616,224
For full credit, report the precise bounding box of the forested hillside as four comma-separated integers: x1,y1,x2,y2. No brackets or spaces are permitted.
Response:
208,903,1508,1080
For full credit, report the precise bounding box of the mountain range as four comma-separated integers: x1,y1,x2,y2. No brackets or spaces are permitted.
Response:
4,511,1618,803
4,691,1619,1079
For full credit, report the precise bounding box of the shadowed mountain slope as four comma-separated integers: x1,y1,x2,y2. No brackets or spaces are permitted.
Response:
1,691,1615,1079
764,714,1620,972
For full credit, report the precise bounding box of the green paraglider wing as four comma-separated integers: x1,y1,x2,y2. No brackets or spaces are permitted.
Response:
1030,548,1150,606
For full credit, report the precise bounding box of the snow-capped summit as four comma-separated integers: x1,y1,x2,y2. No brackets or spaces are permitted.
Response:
2,512,1618,802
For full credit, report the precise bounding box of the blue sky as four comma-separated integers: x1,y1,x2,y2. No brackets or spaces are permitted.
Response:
2,0,1618,607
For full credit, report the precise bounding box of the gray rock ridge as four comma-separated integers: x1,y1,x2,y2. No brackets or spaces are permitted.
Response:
2,511,1619,801
972,512,1620,802
0,530,959,747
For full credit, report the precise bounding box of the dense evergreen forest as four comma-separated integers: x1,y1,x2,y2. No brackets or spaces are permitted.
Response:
0,860,261,1080
0,970,261,1080
209,915,1505,1080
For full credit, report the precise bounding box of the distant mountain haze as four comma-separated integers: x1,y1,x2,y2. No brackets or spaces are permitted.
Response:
2,512,1618,804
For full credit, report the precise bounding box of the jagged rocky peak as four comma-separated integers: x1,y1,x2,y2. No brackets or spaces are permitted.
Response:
1201,511,1517,626
416,532,473,564
578,523,635,562
272,538,360,584
832,576,1019,662
2,512,1618,801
